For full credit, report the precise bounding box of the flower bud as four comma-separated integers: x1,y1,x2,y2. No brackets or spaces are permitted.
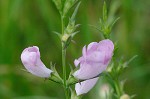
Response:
120,94,130,99
21,46,52,78
62,34,70,42
73,39,114,80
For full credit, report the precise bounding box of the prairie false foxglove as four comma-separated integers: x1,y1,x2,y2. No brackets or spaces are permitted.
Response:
73,39,114,80
73,39,114,96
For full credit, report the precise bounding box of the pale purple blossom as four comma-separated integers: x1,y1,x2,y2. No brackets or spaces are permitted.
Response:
73,39,114,80
21,46,52,78
75,77,99,96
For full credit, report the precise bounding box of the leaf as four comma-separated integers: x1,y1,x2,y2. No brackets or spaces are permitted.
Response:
71,1,81,21
49,62,63,84
71,31,80,37
88,24,102,32
123,55,138,68
53,31,62,40
63,0,78,16
52,0,62,13
110,17,120,30
103,1,108,22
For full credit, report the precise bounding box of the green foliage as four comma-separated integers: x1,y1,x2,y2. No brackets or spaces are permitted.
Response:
98,1,120,39
52,0,62,13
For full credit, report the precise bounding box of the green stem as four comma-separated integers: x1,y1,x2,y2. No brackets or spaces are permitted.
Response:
61,15,69,99
61,16,64,35
114,78,122,98
62,45,66,85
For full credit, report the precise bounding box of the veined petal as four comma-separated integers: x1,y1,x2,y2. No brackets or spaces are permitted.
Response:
75,77,99,96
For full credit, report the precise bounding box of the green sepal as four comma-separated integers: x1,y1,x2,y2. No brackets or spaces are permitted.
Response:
67,65,80,86
49,62,63,84
67,75,78,86
63,35,72,49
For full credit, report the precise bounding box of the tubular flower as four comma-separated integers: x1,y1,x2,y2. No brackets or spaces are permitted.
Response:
21,46,52,78
75,77,99,96
73,39,114,80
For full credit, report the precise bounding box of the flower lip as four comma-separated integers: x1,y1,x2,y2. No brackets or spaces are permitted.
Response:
28,46,38,52
24,46,40,57
75,77,99,96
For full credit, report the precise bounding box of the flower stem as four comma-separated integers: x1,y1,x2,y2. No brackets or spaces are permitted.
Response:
114,78,122,98
61,15,69,99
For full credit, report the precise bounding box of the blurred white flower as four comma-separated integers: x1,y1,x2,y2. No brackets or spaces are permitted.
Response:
99,84,110,99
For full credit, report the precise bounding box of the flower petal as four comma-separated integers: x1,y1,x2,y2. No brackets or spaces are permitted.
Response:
82,46,87,57
75,77,99,96
97,39,114,64
74,59,80,67
87,42,98,54
73,62,106,80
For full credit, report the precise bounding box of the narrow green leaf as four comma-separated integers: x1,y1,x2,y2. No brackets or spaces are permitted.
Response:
71,31,80,37
52,0,62,13
110,17,120,29
123,55,138,68
71,1,81,20
103,1,108,22
53,31,62,39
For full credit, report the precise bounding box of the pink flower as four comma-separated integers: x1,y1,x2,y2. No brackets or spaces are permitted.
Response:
75,77,99,96
73,39,114,80
21,46,52,78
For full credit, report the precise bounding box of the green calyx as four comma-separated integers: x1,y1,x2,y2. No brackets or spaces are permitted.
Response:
49,62,63,84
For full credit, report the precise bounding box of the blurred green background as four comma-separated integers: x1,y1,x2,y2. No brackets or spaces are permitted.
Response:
0,0,150,99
